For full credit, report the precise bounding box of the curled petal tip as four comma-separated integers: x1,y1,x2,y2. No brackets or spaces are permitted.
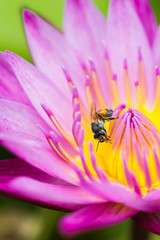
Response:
112,72,117,81
89,57,96,71
88,141,94,151
101,39,109,59
78,127,84,146
72,85,78,99
119,103,126,109
85,75,90,86
134,78,139,87
73,111,81,128
155,65,160,76
114,103,126,113
138,46,142,60
49,131,59,145
62,65,72,82
41,103,52,117
79,58,87,71
73,101,80,115
61,65,66,73
36,124,49,138
123,58,128,70
128,107,132,113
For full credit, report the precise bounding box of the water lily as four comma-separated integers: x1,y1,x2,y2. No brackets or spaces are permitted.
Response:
0,0,160,236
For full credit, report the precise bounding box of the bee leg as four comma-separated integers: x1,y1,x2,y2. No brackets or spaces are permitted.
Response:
97,113,103,121
96,140,104,152
107,136,112,143
96,141,100,152
107,136,112,141
102,117,119,121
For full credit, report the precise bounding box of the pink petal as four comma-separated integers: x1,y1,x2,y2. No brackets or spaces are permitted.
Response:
59,202,137,236
0,98,49,140
0,131,77,185
5,51,72,135
144,188,160,202
106,0,154,105
121,189,160,212
0,158,55,183
64,0,106,57
133,211,160,235
126,199,160,212
64,0,111,105
130,0,157,45
0,176,101,211
23,9,86,102
0,52,30,105
153,26,160,66
78,177,140,205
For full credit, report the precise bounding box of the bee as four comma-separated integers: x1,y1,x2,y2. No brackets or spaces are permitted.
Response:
90,103,118,151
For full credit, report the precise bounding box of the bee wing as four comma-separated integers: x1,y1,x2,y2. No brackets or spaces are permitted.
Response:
90,103,97,121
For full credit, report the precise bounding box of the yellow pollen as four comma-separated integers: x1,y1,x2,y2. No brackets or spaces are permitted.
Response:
81,106,160,195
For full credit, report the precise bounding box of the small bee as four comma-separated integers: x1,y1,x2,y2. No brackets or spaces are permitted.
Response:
90,103,118,151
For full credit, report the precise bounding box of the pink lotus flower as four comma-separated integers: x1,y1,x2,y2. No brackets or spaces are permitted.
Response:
1,0,160,236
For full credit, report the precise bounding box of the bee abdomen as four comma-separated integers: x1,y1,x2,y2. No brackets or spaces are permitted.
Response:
94,129,106,140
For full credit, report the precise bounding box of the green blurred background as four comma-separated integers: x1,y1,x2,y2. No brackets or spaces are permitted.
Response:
0,0,160,239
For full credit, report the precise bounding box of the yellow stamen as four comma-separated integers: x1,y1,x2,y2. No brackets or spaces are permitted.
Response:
105,59,115,104
139,60,146,104
112,79,119,107
68,81,74,92
50,115,76,148
135,84,142,109
90,70,106,109
154,74,160,109
67,82,89,120
124,69,131,106
85,84,93,110
79,100,89,121
58,142,75,163
48,138,68,162
105,59,113,87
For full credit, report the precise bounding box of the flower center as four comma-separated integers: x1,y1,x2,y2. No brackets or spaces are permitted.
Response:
91,107,160,193
40,46,160,196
